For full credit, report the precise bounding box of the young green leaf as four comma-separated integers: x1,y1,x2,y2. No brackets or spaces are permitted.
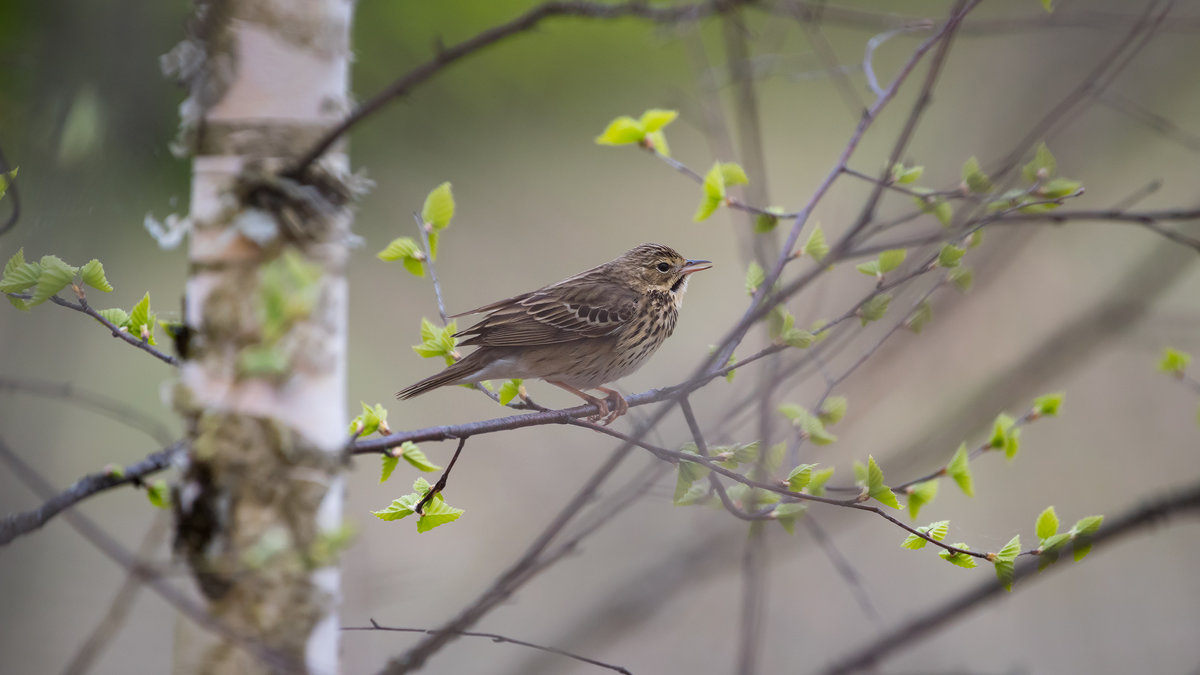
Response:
1031,392,1064,417
639,108,678,132
744,261,765,295
145,480,171,509
938,244,965,268
855,260,880,277
498,379,524,406
79,259,113,292
996,534,1021,562
127,292,157,345
401,441,441,472
1042,0,1054,12
779,404,837,445
720,162,749,187
819,396,848,425
866,455,901,509
1158,348,1191,376
948,266,973,293
674,447,711,504
878,249,906,274
355,401,382,436
0,167,16,200
787,463,816,492
994,559,1015,591
939,543,977,568
1022,142,1057,183
412,318,459,364
703,161,726,200
802,225,830,262
772,502,807,534
755,206,785,233
98,308,130,327
907,300,933,334
1039,177,1081,199
947,443,974,497
380,452,399,484
1070,515,1103,537
0,248,41,294
1036,506,1059,540
30,255,77,306
645,129,670,157
906,479,939,519
891,163,924,184
594,116,645,146
377,236,426,277
421,182,455,231
961,156,993,193
858,293,892,325
901,521,948,550
806,466,835,496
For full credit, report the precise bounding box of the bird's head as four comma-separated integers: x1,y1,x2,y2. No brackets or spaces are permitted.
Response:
614,243,712,302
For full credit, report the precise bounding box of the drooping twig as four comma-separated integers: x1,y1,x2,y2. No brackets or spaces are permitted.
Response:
347,618,632,675
0,377,175,446
0,441,184,546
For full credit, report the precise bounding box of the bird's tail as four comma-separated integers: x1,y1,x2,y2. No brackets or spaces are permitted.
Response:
396,351,486,400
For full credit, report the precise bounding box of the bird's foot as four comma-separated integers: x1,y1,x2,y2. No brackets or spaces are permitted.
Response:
595,386,628,426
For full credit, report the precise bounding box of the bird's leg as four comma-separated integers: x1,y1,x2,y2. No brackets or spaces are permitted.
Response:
594,386,628,426
548,380,609,421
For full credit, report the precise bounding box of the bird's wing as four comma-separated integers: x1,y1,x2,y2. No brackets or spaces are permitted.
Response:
455,281,638,347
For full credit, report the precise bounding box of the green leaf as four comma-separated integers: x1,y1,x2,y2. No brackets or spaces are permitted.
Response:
377,237,426,277
939,543,977,568
755,207,785,233
1040,532,1070,556
855,260,880,277
417,498,464,533
498,379,523,406
355,401,382,436
779,403,837,445
674,447,710,504
947,443,974,497
994,559,1015,591
703,162,726,200
902,521,948,550
595,115,645,145
78,259,113,292
913,192,952,226
720,162,749,187
744,261,765,295
639,108,678,133
859,293,891,325
948,266,973,293
1158,348,1191,376
907,300,933,334
1036,506,1059,540
1042,0,1054,12
787,463,816,492
1073,542,1092,562
380,453,399,484
1070,515,1103,538
1022,142,1057,183
127,292,157,345
878,249,906,274
802,225,830,262
866,455,902,509
645,129,670,157
938,244,965,268
990,412,1016,449
996,534,1021,562
819,396,848,425
907,479,939,519
421,182,455,231
928,520,949,541
401,441,441,472
693,196,722,222
807,466,835,496
412,318,458,363
1039,177,1081,199
961,156,993,193
772,502,807,534
97,308,130,327
30,255,77,307
146,480,171,509
1032,392,1064,417
0,249,41,294
892,163,924,184
901,532,928,550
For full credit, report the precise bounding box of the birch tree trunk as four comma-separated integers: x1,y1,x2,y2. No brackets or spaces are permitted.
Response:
165,1,356,672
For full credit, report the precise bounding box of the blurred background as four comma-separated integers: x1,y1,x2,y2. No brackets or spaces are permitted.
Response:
2,1,1199,673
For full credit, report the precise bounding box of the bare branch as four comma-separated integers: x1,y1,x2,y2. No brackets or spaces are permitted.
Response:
347,619,632,675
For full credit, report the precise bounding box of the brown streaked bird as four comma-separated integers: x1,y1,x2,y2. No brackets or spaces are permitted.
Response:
397,243,712,424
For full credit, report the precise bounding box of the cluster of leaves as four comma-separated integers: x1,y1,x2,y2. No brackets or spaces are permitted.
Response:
372,477,464,533
377,182,455,276
779,396,847,446
986,143,1083,213
348,403,461,532
693,162,749,222
594,108,678,156
2,248,112,310
412,318,459,366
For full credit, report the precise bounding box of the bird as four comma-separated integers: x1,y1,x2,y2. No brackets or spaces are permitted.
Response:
397,243,712,424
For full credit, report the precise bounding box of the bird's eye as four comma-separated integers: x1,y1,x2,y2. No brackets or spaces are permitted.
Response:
656,262,671,273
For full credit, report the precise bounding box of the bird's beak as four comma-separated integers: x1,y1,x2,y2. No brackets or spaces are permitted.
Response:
681,259,713,275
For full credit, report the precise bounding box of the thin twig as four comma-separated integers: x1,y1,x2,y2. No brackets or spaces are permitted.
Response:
0,377,175,445
0,441,184,546
412,212,448,325
820,480,1200,675
347,619,632,675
